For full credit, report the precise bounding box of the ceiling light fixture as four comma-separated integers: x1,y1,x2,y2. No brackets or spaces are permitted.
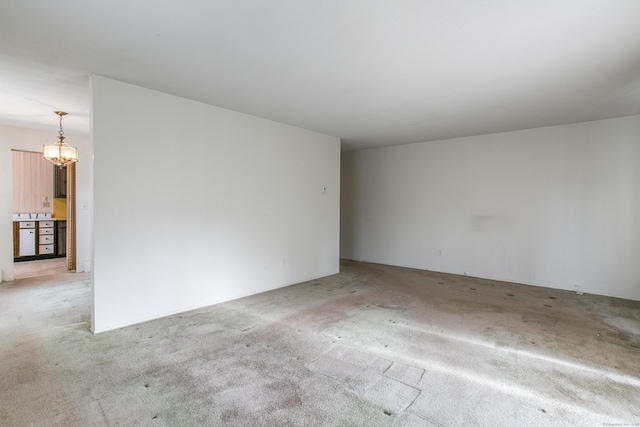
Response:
43,111,78,168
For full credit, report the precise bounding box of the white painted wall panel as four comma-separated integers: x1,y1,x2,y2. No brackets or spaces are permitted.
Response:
12,150,54,215
341,116,640,301
91,76,340,332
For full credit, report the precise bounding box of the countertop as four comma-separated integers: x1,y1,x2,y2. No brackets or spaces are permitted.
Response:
12,214,60,221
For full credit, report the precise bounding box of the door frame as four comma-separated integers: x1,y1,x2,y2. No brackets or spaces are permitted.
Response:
11,149,76,271
66,163,76,271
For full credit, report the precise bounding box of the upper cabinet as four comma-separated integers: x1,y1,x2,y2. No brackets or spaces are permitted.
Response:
54,165,67,198
12,150,54,214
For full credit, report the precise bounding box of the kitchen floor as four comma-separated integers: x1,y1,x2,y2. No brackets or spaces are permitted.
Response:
13,257,68,280
1,260,639,426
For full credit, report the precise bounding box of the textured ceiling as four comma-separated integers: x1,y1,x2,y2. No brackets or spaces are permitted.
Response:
1,1,639,150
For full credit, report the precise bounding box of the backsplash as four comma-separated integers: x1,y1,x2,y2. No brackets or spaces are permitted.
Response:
53,198,67,219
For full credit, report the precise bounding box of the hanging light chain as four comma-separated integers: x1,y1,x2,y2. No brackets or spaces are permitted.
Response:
56,111,66,143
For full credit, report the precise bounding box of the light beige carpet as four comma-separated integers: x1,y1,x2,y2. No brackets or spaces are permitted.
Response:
1,260,639,426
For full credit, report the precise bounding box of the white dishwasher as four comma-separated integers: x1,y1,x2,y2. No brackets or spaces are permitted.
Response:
19,221,37,256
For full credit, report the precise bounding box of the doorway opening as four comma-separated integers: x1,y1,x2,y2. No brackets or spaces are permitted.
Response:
11,150,76,280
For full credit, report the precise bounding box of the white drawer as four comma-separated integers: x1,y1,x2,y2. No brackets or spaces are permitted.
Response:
39,227,54,235
19,221,36,229
40,221,54,228
39,244,54,254
39,235,54,244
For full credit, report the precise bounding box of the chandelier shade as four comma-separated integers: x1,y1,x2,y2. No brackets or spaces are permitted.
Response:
43,111,78,168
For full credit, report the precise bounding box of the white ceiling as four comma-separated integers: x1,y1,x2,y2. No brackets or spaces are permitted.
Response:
1,1,639,151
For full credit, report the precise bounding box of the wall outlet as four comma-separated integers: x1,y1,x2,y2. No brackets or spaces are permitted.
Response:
438,249,443,256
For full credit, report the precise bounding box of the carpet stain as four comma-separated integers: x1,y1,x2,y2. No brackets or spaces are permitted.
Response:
220,408,240,421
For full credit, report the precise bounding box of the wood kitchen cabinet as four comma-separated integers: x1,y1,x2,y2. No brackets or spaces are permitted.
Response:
54,166,67,198
56,220,67,256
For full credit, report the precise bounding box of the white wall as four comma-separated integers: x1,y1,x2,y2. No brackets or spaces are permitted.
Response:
0,125,91,282
341,115,640,301
91,76,340,332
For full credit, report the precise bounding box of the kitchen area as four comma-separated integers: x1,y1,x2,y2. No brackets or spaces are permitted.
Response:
12,150,68,264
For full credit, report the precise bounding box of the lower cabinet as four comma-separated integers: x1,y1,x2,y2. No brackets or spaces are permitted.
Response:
18,222,37,256
57,221,67,256
13,220,66,260
39,221,55,254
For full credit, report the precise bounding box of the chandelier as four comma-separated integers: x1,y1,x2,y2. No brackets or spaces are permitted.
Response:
43,111,78,168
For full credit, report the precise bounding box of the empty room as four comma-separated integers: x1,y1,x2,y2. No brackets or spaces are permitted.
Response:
1,1,639,426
